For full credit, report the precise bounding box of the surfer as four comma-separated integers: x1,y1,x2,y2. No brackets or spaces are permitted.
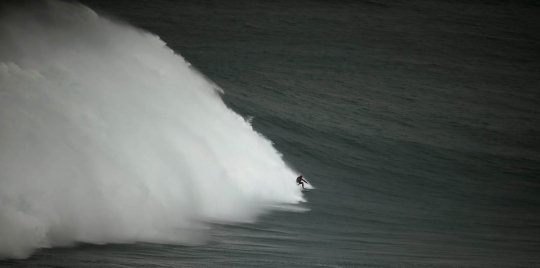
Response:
296,175,308,189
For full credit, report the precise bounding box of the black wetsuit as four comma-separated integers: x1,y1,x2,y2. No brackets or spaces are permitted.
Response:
296,176,305,185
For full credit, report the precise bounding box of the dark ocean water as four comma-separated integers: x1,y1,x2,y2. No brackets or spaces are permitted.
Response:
2,0,540,267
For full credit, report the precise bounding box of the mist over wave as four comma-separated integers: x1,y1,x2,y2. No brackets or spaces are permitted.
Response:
0,0,304,259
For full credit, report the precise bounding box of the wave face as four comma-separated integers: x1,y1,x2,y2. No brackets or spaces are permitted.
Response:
0,0,303,259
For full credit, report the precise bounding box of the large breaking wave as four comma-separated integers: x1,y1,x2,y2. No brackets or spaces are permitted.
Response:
0,0,304,259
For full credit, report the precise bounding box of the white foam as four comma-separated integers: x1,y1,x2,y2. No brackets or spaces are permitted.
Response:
0,0,305,259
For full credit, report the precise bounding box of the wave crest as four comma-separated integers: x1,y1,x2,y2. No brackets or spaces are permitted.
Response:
0,0,302,259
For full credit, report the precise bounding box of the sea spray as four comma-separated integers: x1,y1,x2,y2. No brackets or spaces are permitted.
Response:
0,0,303,259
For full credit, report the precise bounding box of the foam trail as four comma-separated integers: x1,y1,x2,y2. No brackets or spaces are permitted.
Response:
0,0,304,259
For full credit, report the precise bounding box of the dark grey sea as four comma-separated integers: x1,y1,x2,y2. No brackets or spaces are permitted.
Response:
1,0,539,267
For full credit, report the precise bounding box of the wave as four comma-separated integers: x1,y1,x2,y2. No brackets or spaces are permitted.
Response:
0,0,303,259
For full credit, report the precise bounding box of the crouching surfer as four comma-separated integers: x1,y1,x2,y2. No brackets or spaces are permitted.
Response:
296,175,309,189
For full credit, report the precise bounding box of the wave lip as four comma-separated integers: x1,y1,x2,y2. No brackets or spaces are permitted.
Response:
0,0,304,259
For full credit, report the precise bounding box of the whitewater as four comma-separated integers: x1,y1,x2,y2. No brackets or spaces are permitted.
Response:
0,0,306,259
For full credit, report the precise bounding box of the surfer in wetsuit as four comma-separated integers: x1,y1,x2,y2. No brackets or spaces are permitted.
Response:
296,175,308,189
